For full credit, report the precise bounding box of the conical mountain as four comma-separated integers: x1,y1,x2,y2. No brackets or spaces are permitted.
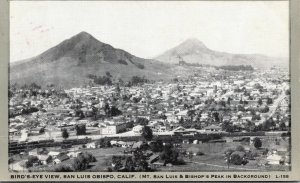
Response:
155,38,287,67
10,32,172,88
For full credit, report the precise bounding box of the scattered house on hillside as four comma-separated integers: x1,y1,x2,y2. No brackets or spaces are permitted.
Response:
67,151,82,158
86,142,97,149
48,151,61,159
38,155,50,165
121,142,134,148
9,128,20,136
266,152,284,165
53,154,69,164
28,148,45,156
148,154,160,164
132,141,143,149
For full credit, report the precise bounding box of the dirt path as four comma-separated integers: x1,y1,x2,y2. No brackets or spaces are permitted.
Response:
190,161,260,171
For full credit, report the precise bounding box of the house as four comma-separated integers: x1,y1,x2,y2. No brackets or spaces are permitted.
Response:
9,128,19,136
203,125,222,132
48,151,61,159
132,141,144,149
266,153,284,165
132,125,144,134
38,155,50,165
148,154,159,164
100,123,127,135
28,148,44,156
53,154,70,164
86,142,97,149
67,151,82,158
121,142,134,148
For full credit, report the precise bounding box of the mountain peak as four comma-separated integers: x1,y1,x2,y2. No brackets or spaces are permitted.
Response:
71,31,96,42
180,38,207,49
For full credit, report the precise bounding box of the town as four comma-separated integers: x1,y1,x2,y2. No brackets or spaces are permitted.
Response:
8,65,291,172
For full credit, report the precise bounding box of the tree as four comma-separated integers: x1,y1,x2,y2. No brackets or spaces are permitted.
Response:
110,106,122,116
72,152,96,171
150,139,164,152
75,125,86,135
111,156,123,171
257,98,263,105
97,138,111,148
253,137,262,149
285,89,290,95
160,143,180,165
124,156,135,172
222,121,234,132
46,156,53,164
279,122,286,131
25,156,39,168
136,117,149,125
54,164,73,172
230,153,243,165
187,110,196,121
141,125,153,141
39,127,45,134
62,129,69,139
267,98,273,105
236,145,245,152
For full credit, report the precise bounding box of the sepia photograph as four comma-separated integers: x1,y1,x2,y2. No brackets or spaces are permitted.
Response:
6,0,294,177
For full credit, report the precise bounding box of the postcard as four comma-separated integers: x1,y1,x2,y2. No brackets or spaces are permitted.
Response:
0,0,299,181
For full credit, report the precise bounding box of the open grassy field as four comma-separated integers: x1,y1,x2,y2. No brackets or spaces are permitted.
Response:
25,135,290,172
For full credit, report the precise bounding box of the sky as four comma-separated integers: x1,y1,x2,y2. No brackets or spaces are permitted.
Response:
10,1,289,62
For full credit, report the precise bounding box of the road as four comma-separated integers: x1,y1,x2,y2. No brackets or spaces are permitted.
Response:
190,161,260,171
258,91,288,125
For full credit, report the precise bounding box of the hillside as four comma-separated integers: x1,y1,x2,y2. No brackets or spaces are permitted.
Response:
155,38,288,68
10,32,177,88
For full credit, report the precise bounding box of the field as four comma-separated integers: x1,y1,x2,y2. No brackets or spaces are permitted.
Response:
20,135,290,172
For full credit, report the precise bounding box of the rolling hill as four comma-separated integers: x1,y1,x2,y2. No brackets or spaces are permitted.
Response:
155,38,288,68
10,32,176,88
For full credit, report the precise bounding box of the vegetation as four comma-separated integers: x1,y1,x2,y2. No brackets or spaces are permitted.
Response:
62,129,69,139
130,76,148,86
136,117,149,125
253,137,262,149
75,124,86,136
230,153,244,165
87,74,112,85
72,152,97,171
141,126,153,141
25,156,39,168
216,65,254,71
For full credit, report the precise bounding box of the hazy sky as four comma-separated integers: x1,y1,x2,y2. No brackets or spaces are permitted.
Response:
10,1,289,62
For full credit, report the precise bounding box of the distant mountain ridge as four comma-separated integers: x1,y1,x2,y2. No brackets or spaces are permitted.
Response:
155,38,288,68
10,32,174,88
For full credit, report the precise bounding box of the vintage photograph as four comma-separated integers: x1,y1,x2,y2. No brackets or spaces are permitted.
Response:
8,1,291,173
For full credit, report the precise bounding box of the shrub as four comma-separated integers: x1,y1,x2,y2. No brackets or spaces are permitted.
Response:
196,151,205,156
224,148,234,156
25,156,39,168
253,137,262,149
54,164,73,172
235,145,245,152
230,153,243,165
118,59,128,65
